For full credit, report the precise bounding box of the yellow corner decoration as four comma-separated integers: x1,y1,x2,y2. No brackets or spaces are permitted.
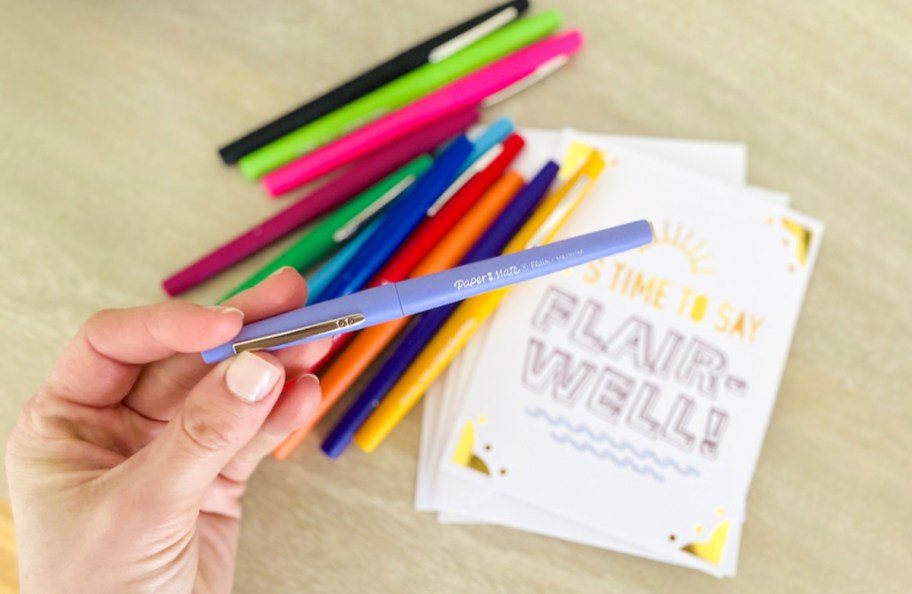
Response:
681,519,730,565
451,420,490,475
782,217,813,267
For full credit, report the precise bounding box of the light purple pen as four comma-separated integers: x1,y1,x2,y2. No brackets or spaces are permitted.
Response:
201,219,654,364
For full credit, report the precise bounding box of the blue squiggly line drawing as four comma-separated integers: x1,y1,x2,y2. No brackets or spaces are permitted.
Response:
549,432,664,483
525,407,700,478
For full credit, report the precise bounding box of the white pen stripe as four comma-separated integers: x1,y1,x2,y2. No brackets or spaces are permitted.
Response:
526,174,591,249
332,175,416,242
482,54,570,108
428,7,520,64
426,143,505,216
426,169,475,218
471,142,505,173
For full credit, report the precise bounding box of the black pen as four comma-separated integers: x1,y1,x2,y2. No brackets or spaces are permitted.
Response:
218,0,530,164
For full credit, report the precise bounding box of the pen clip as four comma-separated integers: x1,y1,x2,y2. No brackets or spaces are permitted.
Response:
482,54,570,108
333,175,417,243
427,6,521,63
231,314,367,354
525,173,592,249
426,143,504,217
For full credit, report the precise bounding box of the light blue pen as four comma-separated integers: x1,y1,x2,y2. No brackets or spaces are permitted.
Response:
201,221,655,364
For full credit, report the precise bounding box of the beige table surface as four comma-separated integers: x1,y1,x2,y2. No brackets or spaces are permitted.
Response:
1,0,910,592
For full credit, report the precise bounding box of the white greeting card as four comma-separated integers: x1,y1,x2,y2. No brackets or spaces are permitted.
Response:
433,131,822,574
419,132,760,516
417,130,783,575
420,132,790,514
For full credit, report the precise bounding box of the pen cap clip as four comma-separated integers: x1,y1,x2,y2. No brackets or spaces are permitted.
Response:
428,6,522,63
525,152,606,249
526,173,591,249
426,143,504,216
333,174,417,243
482,54,570,108
232,314,367,354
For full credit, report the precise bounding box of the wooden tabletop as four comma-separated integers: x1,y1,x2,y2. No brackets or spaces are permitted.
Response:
1,1,909,591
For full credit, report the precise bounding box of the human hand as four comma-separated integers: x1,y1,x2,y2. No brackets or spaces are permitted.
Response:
5,268,329,594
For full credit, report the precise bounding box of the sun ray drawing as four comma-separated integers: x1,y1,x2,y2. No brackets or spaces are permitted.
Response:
639,220,715,274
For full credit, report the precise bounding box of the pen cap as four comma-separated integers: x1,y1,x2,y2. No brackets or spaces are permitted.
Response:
201,285,405,364
394,220,654,315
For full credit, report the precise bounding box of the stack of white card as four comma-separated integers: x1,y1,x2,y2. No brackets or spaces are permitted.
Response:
415,128,824,577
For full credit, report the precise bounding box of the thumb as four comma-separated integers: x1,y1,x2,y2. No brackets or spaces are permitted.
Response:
136,351,284,505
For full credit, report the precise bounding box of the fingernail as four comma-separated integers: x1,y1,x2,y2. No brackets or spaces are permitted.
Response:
205,305,245,319
269,266,296,278
226,352,282,403
297,373,320,388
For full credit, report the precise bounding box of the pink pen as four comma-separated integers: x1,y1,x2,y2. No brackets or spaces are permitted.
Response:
262,30,583,197
161,106,479,296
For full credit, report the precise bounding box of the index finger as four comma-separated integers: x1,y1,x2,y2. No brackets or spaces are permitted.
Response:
42,301,244,407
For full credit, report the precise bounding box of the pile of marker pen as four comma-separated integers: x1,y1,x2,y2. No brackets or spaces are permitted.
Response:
163,1,595,459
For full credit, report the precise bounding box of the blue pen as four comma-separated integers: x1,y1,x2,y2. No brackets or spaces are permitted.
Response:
316,118,514,301
315,137,471,301
320,160,561,458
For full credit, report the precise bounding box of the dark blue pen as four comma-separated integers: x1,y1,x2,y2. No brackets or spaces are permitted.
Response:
315,136,473,302
321,160,561,458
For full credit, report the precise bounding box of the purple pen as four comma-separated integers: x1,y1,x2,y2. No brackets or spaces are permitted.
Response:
201,220,655,364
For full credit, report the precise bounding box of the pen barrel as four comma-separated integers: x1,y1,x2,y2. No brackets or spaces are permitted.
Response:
394,220,654,315
201,285,404,364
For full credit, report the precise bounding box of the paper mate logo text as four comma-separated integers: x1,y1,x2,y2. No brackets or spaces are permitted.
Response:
453,265,523,291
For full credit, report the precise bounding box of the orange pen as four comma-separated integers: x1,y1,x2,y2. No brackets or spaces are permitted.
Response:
272,171,525,459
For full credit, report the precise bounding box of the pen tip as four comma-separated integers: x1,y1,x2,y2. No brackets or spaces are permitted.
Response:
647,220,656,242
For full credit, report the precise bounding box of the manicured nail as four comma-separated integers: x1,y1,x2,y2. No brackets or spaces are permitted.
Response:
205,305,245,319
269,266,296,278
297,373,320,388
226,352,282,403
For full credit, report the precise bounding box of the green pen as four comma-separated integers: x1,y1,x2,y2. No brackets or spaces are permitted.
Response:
238,10,561,179
220,155,433,301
